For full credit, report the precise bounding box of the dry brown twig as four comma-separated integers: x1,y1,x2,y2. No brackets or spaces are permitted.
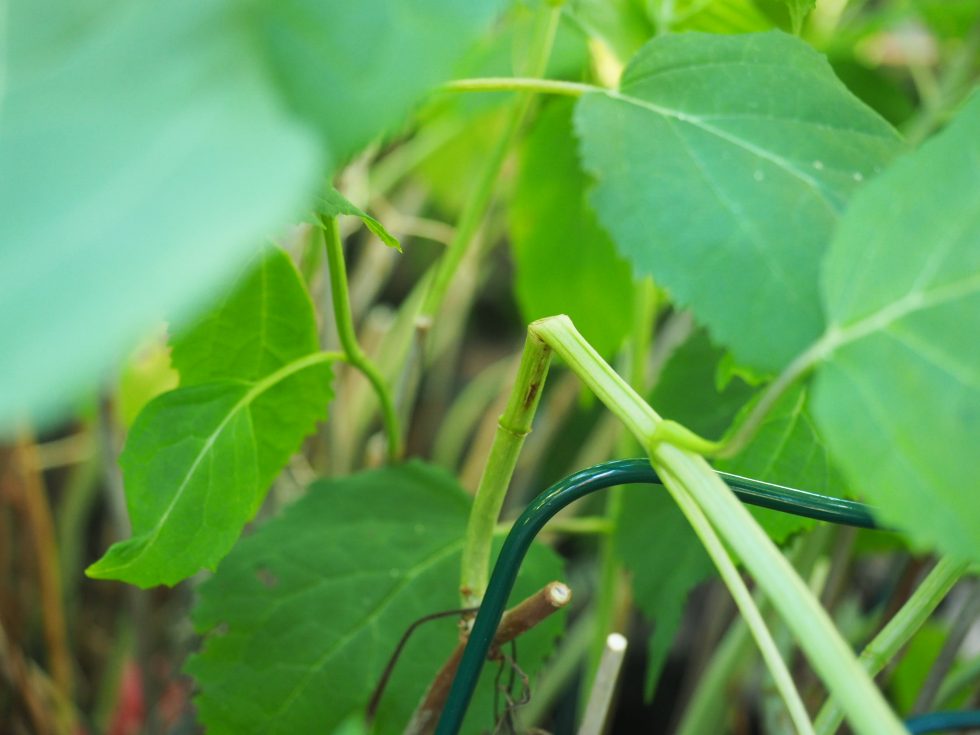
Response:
404,581,572,735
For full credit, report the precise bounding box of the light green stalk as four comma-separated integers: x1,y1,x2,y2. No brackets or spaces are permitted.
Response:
418,6,562,324
813,556,970,735
321,216,402,461
459,332,552,606
529,315,908,735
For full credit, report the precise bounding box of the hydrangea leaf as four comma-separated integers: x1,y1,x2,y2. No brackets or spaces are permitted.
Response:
171,247,321,384
188,462,565,734
718,384,847,542
575,30,902,372
812,93,980,562
88,245,332,587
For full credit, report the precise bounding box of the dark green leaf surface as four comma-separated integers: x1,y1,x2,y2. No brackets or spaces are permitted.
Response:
320,188,401,250
0,0,321,433
88,246,332,587
718,384,846,542
575,31,902,372
171,248,321,384
813,93,980,561
188,463,565,734
614,485,713,699
510,101,635,356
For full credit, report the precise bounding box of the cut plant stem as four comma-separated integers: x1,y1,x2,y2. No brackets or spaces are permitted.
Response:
527,315,908,735
321,215,402,461
813,555,970,735
408,581,571,735
578,633,628,735
395,6,563,449
459,332,552,607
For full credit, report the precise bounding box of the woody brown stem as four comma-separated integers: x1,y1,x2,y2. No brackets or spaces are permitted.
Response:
406,581,571,735
3,438,75,735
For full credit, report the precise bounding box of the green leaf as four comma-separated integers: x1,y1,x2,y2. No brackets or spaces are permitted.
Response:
614,486,713,699
0,0,497,434
171,247,321,384
510,101,635,357
87,356,333,587
0,0,322,434
718,384,847,542
188,462,565,734
250,0,503,163
575,31,902,372
320,188,401,251
812,93,980,562
88,246,333,587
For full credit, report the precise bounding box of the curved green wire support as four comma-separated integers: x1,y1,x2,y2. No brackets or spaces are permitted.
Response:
435,458,882,734
906,710,980,733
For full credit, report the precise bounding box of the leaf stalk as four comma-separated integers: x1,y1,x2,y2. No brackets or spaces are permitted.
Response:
321,215,403,461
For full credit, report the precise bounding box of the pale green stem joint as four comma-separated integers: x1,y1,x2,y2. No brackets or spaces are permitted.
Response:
525,315,908,735
459,332,553,607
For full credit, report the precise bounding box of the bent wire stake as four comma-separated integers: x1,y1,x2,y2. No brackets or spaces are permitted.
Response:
435,458,883,735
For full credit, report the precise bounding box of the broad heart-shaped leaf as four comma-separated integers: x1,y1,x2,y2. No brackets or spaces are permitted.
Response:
614,485,713,700
89,245,333,586
510,101,635,357
320,188,401,250
812,92,980,562
718,384,847,542
188,462,566,735
0,0,322,434
86,356,333,587
575,30,902,373
250,0,503,163
171,247,320,385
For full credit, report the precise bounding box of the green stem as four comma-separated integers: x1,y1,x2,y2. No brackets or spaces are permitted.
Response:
419,6,563,323
657,462,815,735
936,651,980,708
678,528,830,735
813,556,970,735
590,280,658,684
529,315,908,735
443,76,592,98
459,332,553,606
494,515,613,536
676,608,754,735
650,332,828,459
321,216,403,462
